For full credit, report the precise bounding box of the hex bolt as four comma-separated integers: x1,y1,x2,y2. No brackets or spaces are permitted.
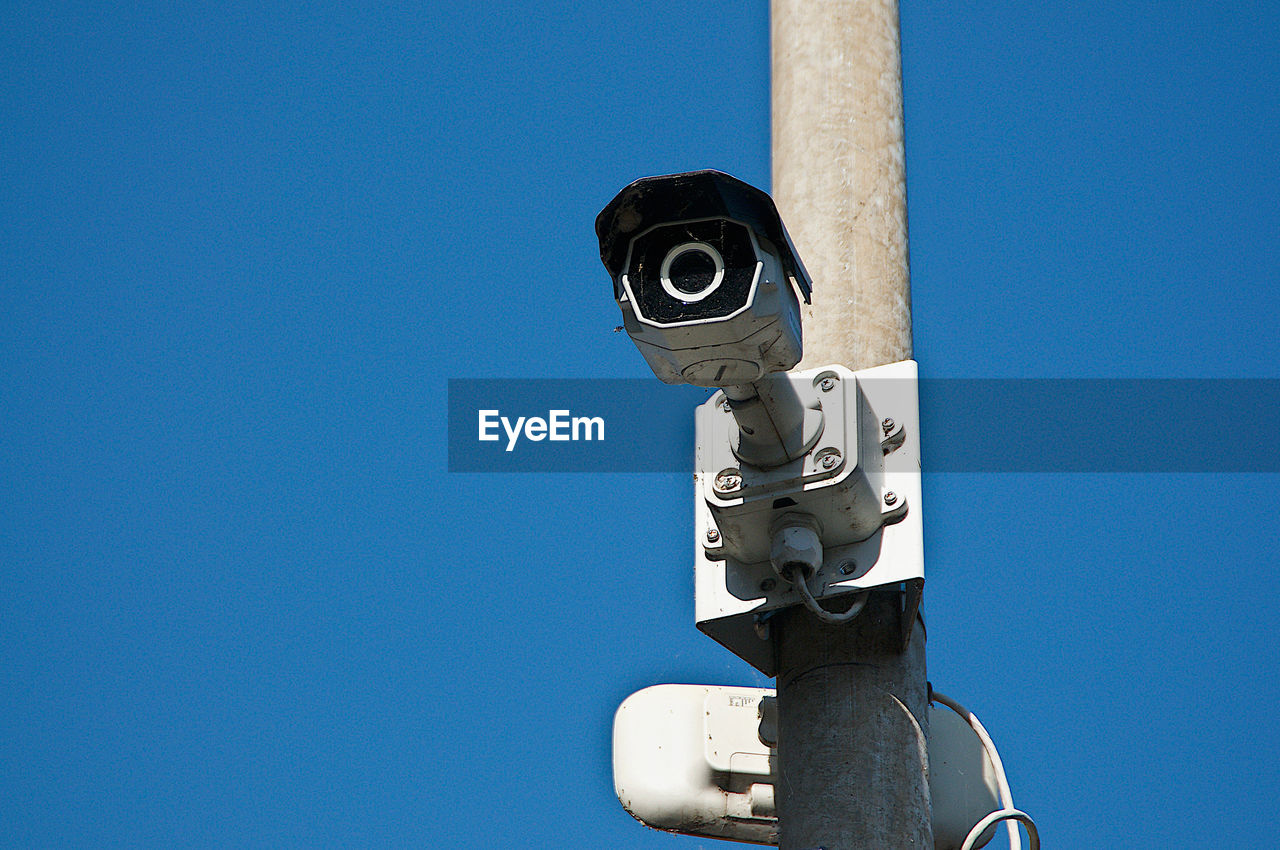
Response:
819,450,841,470
819,377,837,392
882,417,896,433
883,491,898,506
714,470,742,492
705,528,721,544
720,399,732,413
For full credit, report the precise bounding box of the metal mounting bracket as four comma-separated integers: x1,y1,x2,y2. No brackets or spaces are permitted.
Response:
694,360,925,674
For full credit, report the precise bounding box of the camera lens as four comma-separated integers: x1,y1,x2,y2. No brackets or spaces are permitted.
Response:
660,242,724,302
624,221,756,324
669,249,718,294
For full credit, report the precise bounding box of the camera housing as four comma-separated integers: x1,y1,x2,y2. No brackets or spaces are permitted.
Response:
596,171,812,387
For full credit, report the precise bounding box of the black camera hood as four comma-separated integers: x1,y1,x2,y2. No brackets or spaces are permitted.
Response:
596,170,812,305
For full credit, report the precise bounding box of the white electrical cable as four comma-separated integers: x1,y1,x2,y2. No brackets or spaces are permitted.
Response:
930,691,1039,850
790,569,867,624
961,810,1039,850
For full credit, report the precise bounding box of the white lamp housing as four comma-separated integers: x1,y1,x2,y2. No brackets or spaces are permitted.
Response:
613,684,1002,849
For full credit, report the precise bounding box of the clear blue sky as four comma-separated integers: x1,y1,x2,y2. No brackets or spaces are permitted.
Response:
3,1,1279,847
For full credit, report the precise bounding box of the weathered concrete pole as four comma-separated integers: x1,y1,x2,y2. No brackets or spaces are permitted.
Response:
771,1,932,847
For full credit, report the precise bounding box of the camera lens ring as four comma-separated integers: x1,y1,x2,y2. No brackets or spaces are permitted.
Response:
659,241,725,303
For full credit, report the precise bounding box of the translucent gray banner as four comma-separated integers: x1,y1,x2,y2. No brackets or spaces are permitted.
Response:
447,379,1280,473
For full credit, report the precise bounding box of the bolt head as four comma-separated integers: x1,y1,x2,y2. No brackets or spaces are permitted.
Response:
882,417,896,433
720,399,732,413
714,470,742,492
883,491,898,506
705,528,720,543
819,450,841,470
819,377,836,392
839,560,857,576
760,578,777,592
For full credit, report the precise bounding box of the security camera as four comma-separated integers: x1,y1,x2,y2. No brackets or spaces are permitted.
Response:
596,172,924,656
596,170,812,388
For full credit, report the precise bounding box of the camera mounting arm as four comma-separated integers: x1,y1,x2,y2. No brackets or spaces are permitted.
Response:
722,374,823,469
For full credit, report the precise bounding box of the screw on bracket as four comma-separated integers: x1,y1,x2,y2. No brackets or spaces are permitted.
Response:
882,417,896,433
883,491,898,506
818,449,842,470
705,528,720,544
819,376,837,392
714,469,742,492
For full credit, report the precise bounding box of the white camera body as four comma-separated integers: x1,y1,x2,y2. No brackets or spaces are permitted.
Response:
597,171,811,387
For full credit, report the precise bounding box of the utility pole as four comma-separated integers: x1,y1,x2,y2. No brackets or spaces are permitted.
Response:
771,2,932,848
